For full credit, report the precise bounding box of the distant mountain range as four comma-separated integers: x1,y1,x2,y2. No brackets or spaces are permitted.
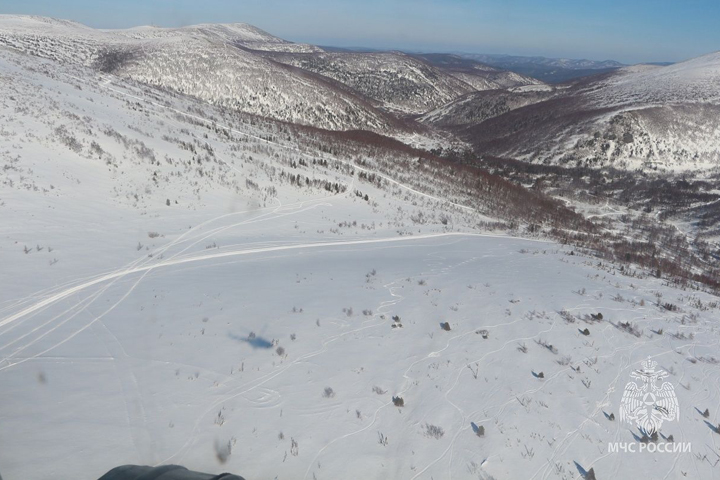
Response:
0,15,716,175
452,53,627,83
0,16,538,132
426,57,720,171
322,47,634,83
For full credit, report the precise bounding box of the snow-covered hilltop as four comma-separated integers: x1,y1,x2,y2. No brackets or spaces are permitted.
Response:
265,51,540,115
590,52,720,107
113,22,323,53
0,15,542,133
0,15,321,62
0,15,398,132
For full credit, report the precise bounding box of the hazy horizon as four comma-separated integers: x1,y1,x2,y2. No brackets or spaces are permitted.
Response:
2,0,719,64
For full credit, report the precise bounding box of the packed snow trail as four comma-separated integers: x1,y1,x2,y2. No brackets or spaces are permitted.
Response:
0,232,549,334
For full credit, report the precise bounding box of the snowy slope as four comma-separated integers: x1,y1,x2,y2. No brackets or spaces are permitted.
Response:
459,52,720,171
412,53,540,91
0,15,397,132
1,40,720,480
0,44,498,303
113,23,323,53
265,51,478,115
102,37,398,131
0,15,111,65
264,51,542,116
591,53,720,107
420,88,558,128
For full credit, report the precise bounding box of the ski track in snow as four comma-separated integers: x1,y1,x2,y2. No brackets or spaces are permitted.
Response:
4,216,715,479
0,232,548,346
0,202,326,367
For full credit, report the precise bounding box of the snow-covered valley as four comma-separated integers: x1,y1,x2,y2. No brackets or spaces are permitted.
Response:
1,16,720,480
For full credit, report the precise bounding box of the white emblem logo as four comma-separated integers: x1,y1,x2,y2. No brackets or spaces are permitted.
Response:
620,357,679,436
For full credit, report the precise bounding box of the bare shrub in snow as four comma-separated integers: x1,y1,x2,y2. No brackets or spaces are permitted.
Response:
54,125,82,153
214,409,225,426
559,309,575,324
617,321,642,337
424,423,445,439
536,338,558,354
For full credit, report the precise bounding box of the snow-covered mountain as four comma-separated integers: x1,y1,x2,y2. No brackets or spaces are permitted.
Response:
459,53,625,83
411,53,539,91
470,53,624,70
265,51,541,115
0,16,541,131
113,22,323,53
420,86,557,128
589,54,720,107
99,37,403,132
451,52,720,171
262,51,478,115
0,15,400,132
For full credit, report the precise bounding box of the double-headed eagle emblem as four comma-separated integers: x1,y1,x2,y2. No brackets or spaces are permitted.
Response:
620,357,679,436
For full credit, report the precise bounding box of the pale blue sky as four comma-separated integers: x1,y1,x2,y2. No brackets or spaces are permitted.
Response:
2,0,719,63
